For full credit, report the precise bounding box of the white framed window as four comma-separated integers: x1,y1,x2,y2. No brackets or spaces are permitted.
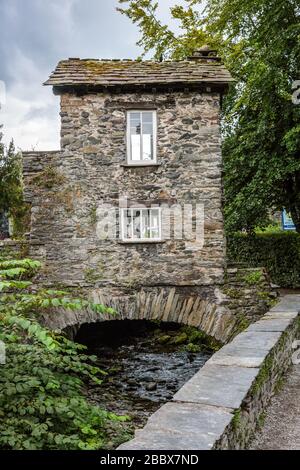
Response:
127,110,157,164
121,208,162,242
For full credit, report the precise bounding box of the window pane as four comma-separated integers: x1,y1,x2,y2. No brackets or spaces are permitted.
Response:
131,134,141,161
130,113,141,135
142,112,153,123
122,208,160,240
142,122,153,134
143,134,153,161
128,111,156,162
150,209,160,239
129,112,141,161
124,210,132,239
130,124,141,135
142,113,153,161
130,112,141,125
130,125,141,135
141,209,151,239
132,209,141,239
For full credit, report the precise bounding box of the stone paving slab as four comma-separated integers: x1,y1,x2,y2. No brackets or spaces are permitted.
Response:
173,363,259,409
247,317,294,332
207,344,268,368
228,330,281,351
118,402,233,450
263,311,299,319
207,315,293,367
270,295,300,313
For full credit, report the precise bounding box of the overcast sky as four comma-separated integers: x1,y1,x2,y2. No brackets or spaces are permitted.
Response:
0,0,187,151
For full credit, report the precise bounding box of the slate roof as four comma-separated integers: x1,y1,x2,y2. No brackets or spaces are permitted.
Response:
44,57,233,89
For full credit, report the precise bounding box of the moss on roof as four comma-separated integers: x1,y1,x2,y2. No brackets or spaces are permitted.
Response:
44,58,234,88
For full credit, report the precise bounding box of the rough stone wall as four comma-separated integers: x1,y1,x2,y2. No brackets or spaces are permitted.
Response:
23,90,226,310
37,267,275,344
222,266,278,331
0,239,275,344
22,90,276,340
40,285,234,343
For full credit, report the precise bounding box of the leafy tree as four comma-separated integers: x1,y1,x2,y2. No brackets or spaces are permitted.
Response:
0,126,29,238
117,0,213,60
118,0,300,232
0,257,125,450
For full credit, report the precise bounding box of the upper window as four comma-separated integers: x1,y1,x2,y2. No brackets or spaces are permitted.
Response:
127,111,157,164
121,208,161,242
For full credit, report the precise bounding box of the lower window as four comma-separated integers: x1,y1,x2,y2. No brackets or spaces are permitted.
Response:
121,208,161,242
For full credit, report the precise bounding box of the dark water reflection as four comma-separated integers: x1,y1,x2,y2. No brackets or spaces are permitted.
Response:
76,320,211,430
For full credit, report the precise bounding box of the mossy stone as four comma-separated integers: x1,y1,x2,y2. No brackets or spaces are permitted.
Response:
157,335,171,345
171,332,188,345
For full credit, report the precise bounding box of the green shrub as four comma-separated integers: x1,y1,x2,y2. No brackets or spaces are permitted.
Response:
228,232,300,288
0,133,30,239
0,258,125,450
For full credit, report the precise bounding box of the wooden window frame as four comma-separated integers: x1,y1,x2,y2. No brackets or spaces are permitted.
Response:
120,207,162,242
126,110,157,165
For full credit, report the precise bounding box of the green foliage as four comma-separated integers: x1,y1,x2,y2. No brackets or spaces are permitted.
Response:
29,165,66,190
117,1,300,232
228,232,300,288
0,257,120,450
117,0,215,60
181,326,221,351
251,354,274,394
171,332,188,345
220,0,300,233
184,343,201,353
243,270,264,286
229,313,250,339
0,127,30,238
255,224,283,234
89,205,97,225
231,409,241,432
257,411,267,429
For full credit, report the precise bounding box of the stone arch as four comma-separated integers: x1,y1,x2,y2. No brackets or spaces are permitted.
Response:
40,287,236,343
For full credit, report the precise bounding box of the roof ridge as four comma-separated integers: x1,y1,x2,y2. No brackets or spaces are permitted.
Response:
44,58,234,88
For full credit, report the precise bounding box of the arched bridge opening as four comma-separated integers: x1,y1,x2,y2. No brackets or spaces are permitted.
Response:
44,287,237,344
74,319,220,352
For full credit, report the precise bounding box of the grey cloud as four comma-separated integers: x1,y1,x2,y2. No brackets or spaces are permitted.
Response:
0,0,186,150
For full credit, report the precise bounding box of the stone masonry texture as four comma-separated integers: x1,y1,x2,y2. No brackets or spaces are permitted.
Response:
21,58,273,342
24,90,225,287
22,89,231,336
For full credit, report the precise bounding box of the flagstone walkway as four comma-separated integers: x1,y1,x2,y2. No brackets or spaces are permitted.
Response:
250,364,300,450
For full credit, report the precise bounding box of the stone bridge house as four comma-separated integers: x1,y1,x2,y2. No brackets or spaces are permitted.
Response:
22,48,272,342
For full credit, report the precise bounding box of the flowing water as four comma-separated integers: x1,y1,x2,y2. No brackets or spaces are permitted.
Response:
75,320,212,444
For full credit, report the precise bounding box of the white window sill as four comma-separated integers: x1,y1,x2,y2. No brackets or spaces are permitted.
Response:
118,239,165,245
121,162,161,168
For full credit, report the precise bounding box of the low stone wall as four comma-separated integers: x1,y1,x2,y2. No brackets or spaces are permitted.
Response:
0,240,30,259
118,295,300,450
223,265,277,326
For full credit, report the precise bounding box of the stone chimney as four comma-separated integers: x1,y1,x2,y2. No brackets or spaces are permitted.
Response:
188,45,221,63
